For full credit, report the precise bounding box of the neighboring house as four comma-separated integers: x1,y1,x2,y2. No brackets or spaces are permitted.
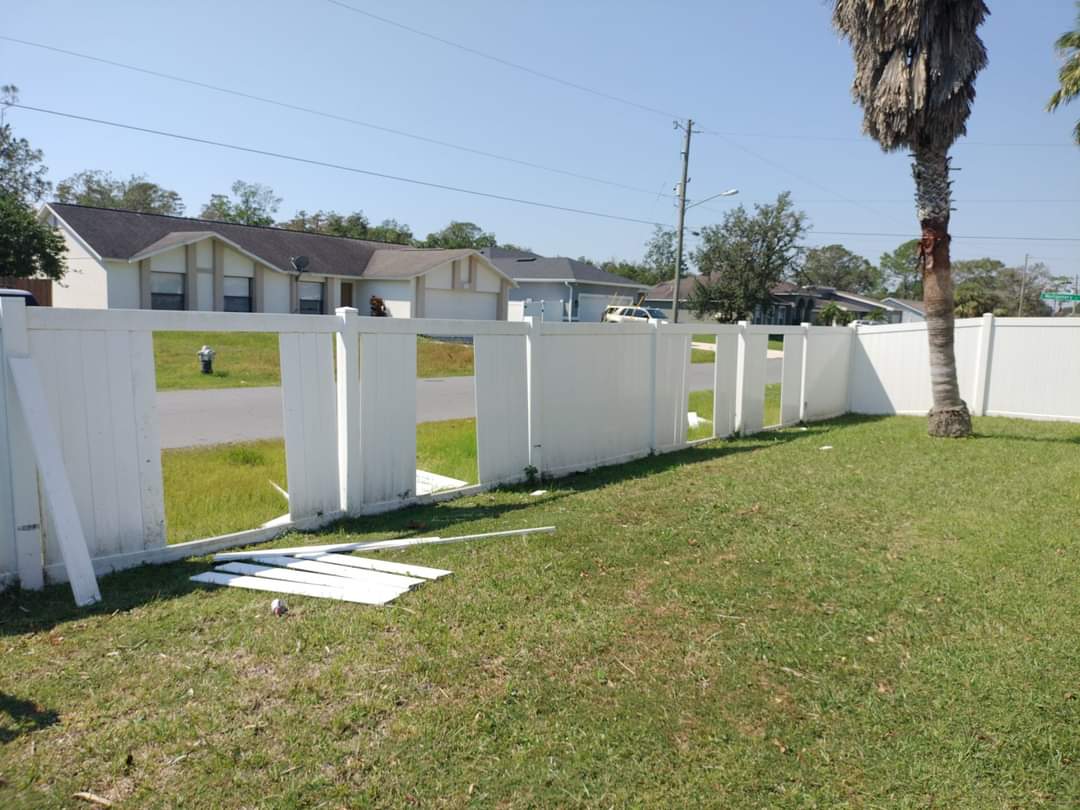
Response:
882,297,926,323
480,246,648,322
40,204,516,319
645,275,902,324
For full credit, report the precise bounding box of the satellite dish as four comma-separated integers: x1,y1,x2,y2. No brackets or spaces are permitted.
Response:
290,255,310,274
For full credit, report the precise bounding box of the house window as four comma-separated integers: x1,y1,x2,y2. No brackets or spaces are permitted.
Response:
150,272,185,310
462,259,473,289
223,276,252,312
298,281,324,314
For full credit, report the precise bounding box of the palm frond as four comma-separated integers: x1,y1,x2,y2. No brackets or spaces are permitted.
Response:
833,0,989,152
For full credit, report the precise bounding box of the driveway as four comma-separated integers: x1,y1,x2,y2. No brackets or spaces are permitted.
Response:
158,359,783,448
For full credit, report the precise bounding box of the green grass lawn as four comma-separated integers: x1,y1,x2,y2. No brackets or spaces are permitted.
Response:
688,384,782,440
154,332,473,390
161,419,479,543
4,416,1080,807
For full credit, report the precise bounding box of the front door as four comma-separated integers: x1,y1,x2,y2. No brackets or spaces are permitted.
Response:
341,282,354,308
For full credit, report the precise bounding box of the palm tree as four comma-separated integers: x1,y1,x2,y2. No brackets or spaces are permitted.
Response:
1047,2,1080,144
833,0,988,437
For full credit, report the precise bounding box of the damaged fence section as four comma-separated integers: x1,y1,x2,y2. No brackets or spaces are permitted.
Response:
2,297,1079,593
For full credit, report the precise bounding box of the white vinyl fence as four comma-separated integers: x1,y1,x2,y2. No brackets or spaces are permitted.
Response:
1,301,1077,593
849,315,1080,422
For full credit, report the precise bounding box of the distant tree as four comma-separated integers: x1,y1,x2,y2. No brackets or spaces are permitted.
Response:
280,209,370,239
0,96,66,279
367,218,414,245
200,180,281,226
0,193,66,280
879,239,922,298
798,244,883,295
952,257,1055,317
642,226,686,286
56,170,185,215
422,221,496,249
1046,2,1080,144
498,242,533,253
816,301,853,326
690,192,808,322
0,88,51,204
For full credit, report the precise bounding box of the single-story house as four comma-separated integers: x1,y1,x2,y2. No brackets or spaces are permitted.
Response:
40,204,516,319
480,246,648,322
882,297,926,323
645,275,902,324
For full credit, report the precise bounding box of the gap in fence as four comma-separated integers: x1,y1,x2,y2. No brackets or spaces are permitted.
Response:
415,334,477,497
765,333,784,429
154,329,288,543
688,332,716,441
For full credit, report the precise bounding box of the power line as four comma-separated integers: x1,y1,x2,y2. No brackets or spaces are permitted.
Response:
703,131,1073,149
0,35,674,200
320,4,1071,150
16,103,1080,244
11,104,668,227
323,0,684,121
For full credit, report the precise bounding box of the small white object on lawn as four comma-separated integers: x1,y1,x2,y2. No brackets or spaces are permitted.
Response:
271,598,287,616
819,445,833,451
529,490,548,497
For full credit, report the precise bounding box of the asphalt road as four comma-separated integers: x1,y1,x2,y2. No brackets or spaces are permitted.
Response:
158,358,783,449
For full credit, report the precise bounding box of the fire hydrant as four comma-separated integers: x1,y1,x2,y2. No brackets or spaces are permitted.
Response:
197,345,215,375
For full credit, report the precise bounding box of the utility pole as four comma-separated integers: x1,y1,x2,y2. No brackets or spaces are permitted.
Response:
671,119,693,324
1017,253,1029,317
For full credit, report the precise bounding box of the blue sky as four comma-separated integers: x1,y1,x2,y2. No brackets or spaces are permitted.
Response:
2,0,1078,278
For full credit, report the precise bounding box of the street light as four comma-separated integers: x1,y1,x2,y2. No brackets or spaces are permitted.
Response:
686,188,739,210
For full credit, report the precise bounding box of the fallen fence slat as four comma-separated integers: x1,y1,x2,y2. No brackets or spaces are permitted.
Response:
214,526,556,562
244,555,426,589
214,562,414,598
190,571,401,605
296,553,451,580
8,356,101,607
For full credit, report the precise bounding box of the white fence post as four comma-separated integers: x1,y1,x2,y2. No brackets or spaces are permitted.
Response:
0,297,43,590
336,307,362,515
524,316,543,474
734,321,748,434
972,313,995,416
798,323,810,423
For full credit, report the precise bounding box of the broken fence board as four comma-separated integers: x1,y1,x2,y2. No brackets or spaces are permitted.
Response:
190,571,399,605
297,553,451,580
215,562,414,597
214,526,556,562
8,356,101,606
245,555,425,589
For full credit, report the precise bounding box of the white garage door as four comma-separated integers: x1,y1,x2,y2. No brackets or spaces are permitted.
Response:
425,289,498,320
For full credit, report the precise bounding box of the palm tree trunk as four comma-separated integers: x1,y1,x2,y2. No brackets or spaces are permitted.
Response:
913,146,972,438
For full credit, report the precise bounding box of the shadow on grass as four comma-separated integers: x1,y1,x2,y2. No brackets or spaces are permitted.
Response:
1,415,886,633
0,560,206,638
0,693,59,743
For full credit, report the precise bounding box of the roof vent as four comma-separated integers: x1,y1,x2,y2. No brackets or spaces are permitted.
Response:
515,257,537,262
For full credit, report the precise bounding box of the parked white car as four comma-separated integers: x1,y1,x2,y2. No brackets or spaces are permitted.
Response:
602,306,670,324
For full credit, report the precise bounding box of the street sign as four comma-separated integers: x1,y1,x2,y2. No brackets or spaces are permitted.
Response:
1040,292,1080,302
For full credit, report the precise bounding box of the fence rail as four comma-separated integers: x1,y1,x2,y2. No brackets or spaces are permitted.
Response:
2,303,1077,592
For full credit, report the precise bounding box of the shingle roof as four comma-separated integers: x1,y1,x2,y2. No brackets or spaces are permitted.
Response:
883,297,925,314
46,204,507,282
480,249,647,288
646,273,721,301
